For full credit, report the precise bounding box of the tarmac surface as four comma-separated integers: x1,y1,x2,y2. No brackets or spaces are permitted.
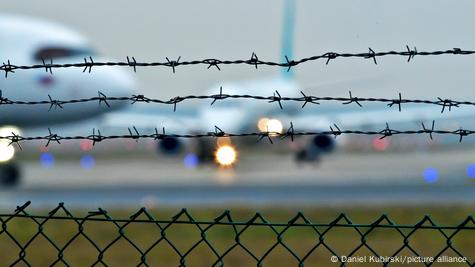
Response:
1,148,475,209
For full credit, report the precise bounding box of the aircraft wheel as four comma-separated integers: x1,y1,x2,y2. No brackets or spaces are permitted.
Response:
295,149,320,163
196,139,215,163
0,163,21,187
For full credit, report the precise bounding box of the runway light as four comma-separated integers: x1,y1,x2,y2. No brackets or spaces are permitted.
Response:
184,153,199,168
0,126,21,137
40,153,54,168
80,140,94,151
423,167,438,183
0,141,15,163
257,118,269,132
267,119,283,135
80,155,95,170
0,126,21,162
215,145,237,166
372,137,389,151
467,164,475,179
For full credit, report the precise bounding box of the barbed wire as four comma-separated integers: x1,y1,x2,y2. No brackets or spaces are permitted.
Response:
0,201,474,266
1,47,474,77
2,121,474,150
0,89,468,113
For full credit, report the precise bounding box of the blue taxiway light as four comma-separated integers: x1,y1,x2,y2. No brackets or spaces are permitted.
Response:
40,153,54,168
423,167,438,183
80,155,96,170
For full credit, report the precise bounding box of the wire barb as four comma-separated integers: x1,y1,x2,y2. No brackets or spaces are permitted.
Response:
128,126,141,142
329,124,342,138
406,45,417,62
387,93,403,112
0,90,12,105
300,91,319,108
282,122,295,142
41,58,53,74
131,94,151,104
421,120,435,140
379,123,394,139
89,128,105,145
97,91,110,107
82,57,94,73
153,127,166,140
1,60,15,78
126,56,137,72
366,48,378,65
437,97,459,113
205,59,221,71
166,56,181,73
343,91,362,107
325,52,338,65
48,95,64,111
269,90,283,109
211,86,226,105
212,126,225,137
45,128,61,147
249,52,259,69
284,56,297,72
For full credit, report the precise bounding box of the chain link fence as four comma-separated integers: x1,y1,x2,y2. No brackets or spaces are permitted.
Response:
0,202,474,266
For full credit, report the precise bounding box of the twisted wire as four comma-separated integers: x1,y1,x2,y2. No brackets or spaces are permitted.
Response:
1,47,473,77
2,121,473,150
0,90,468,113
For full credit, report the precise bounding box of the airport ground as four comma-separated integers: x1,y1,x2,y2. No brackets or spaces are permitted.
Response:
1,145,475,208
1,147,474,266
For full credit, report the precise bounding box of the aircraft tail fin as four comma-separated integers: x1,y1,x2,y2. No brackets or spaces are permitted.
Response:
280,0,296,79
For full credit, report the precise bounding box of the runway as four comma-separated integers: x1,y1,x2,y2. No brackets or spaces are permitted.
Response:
1,184,475,210
1,148,475,209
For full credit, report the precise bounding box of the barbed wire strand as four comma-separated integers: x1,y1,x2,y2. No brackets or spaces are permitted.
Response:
2,121,475,150
1,47,474,77
0,90,467,113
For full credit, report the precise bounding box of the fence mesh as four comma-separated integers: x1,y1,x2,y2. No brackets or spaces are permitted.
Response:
1,202,474,266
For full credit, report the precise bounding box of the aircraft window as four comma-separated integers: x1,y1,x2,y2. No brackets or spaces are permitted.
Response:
33,47,95,61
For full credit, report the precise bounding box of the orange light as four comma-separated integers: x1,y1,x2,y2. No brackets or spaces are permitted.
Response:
257,118,269,132
215,145,237,166
372,137,389,151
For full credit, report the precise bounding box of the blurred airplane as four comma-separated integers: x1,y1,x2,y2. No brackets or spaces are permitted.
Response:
0,14,135,186
101,0,475,167
2,1,474,188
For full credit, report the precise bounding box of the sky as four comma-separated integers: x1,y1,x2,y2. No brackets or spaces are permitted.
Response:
2,0,475,99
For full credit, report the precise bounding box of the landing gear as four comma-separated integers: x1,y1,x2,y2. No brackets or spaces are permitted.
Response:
195,138,215,163
0,162,21,187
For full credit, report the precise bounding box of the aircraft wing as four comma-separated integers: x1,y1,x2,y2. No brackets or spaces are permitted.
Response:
285,103,475,132
101,105,202,134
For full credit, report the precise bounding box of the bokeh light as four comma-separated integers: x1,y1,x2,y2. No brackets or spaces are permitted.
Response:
372,137,389,151
80,140,94,151
257,118,269,132
266,119,283,135
423,167,438,183
40,153,55,168
215,145,237,166
0,141,15,162
183,153,199,168
80,155,95,170
467,164,475,179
